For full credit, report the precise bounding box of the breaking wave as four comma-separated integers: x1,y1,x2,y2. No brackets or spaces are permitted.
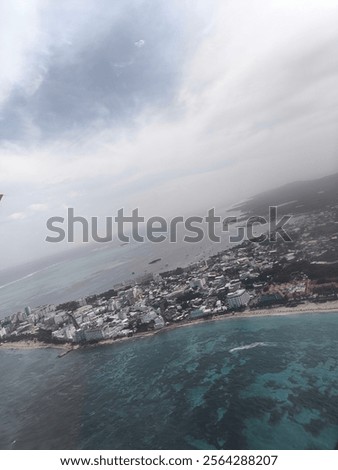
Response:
229,342,276,353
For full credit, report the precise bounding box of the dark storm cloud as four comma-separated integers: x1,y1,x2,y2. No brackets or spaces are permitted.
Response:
0,1,188,142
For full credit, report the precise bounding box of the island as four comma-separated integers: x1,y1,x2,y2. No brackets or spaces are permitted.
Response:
1,195,337,351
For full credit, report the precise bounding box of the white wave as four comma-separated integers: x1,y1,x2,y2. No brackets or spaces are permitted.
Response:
229,342,276,353
0,272,40,290
0,263,60,291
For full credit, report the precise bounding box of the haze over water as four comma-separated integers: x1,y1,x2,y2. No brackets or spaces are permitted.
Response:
0,221,241,318
1,312,337,450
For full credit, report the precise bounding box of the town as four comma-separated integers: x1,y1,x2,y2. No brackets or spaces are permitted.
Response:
1,206,337,347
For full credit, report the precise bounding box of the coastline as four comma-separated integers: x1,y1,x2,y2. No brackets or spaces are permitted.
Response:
226,299,338,319
109,299,338,340
0,340,74,351
2,300,337,352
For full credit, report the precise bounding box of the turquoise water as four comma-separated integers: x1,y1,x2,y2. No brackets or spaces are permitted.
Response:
0,312,337,449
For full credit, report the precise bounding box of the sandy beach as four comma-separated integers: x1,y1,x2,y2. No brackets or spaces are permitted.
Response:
0,340,73,351
1,300,338,351
229,299,338,318
158,299,338,331
89,299,338,349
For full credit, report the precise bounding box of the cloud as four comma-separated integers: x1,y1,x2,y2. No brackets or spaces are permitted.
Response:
1,0,338,268
134,39,145,48
0,1,43,105
9,212,26,220
29,203,48,212
0,1,192,142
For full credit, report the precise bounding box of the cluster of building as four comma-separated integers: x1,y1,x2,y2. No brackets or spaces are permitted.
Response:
1,206,337,346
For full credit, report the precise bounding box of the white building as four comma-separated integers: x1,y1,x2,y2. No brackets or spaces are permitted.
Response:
227,289,250,309
154,315,165,329
0,327,9,339
17,311,27,323
84,328,104,342
64,325,76,341
108,299,121,311
140,311,158,324
102,325,124,339
52,329,66,341
226,279,241,292
54,313,66,325
73,329,85,343
132,286,143,300
35,304,56,316
118,310,128,321
189,278,207,289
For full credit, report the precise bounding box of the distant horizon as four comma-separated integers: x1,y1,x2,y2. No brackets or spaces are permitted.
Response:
1,0,338,268
0,169,337,273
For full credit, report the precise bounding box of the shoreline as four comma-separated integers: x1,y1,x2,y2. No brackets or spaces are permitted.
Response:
0,341,74,351
96,300,338,348
1,300,338,351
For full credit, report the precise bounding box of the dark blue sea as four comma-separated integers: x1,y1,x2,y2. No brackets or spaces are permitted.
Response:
0,312,337,450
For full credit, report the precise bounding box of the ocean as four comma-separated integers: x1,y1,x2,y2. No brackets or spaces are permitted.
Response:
0,312,337,450
0,210,247,318
0,230,234,318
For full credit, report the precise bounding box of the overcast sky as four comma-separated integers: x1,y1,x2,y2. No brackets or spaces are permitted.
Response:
1,0,338,268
